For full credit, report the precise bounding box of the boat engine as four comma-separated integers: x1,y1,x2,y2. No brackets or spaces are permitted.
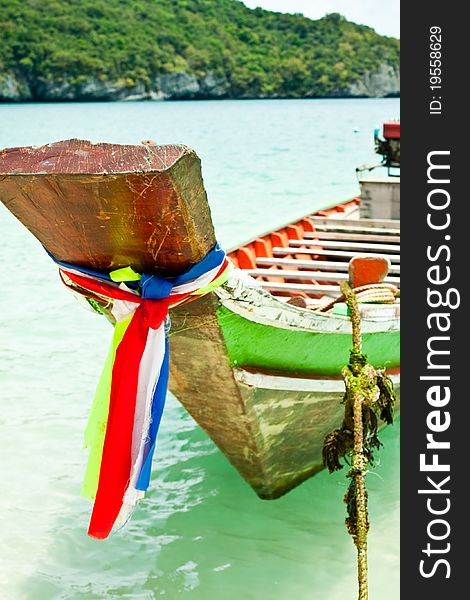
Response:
374,121,400,174
357,121,401,220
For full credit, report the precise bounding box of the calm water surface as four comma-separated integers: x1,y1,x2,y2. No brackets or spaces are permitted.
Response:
0,99,399,599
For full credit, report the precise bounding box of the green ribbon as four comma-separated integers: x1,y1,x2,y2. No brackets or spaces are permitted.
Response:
109,266,142,282
81,314,133,499
192,264,232,296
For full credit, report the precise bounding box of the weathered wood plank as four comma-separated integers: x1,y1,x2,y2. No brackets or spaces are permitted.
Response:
248,268,400,285
309,223,400,235
289,239,400,253
273,247,401,263
304,231,400,243
256,256,401,274
311,216,399,228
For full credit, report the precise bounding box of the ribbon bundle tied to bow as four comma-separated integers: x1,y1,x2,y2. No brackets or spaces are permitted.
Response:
50,244,231,539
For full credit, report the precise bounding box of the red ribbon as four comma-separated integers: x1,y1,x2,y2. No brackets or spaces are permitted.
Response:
88,301,169,539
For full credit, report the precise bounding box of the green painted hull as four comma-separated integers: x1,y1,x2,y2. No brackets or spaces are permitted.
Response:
216,304,399,376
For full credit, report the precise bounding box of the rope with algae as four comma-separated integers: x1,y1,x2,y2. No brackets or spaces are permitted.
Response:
322,282,397,600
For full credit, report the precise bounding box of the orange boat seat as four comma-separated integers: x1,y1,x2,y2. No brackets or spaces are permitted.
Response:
254,237,273,258
270,231,289,248
299,218,314,232
286,224,303,240
237,246,257,270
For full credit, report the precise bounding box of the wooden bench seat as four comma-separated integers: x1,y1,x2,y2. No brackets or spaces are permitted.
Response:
273,247,401,263
303,231,400,243
256,256,400,275
288,239,400,253
247,268,400,286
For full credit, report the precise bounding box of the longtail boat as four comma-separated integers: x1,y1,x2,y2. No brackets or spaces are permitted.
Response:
0,131,399,515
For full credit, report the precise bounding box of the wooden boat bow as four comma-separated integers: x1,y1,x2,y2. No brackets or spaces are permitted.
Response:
0,139,216,275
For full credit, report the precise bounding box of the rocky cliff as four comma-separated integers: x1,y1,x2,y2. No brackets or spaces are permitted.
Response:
0,64,399,102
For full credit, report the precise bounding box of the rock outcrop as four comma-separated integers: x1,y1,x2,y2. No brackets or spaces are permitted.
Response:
0,74,33,101
33,77,149,101
348,63,400,97
152,72,228,100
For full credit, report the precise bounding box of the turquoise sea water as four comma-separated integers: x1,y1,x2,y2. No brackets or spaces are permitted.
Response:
0,99,399,599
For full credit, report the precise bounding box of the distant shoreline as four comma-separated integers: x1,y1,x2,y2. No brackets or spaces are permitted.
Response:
0,93,400,105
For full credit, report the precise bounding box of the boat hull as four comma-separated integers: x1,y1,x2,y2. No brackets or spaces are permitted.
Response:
169,280,400,499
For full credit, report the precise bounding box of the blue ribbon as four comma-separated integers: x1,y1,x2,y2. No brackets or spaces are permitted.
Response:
135,337,170,491
47,243,225,299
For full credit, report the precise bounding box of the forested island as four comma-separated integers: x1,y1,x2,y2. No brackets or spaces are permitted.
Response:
0,0,400,102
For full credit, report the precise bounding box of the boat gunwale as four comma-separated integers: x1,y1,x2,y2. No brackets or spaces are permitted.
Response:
227,198,360,253
215,271,400,335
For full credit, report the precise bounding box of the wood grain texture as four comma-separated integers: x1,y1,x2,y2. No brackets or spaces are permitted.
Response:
0,139,216,274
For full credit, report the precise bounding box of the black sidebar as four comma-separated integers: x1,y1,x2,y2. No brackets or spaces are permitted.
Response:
401,3,467,597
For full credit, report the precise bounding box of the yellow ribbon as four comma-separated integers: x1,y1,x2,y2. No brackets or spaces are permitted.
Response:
81,314,133,499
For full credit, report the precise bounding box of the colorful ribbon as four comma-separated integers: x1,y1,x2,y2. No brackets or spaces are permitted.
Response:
50,244,231,539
